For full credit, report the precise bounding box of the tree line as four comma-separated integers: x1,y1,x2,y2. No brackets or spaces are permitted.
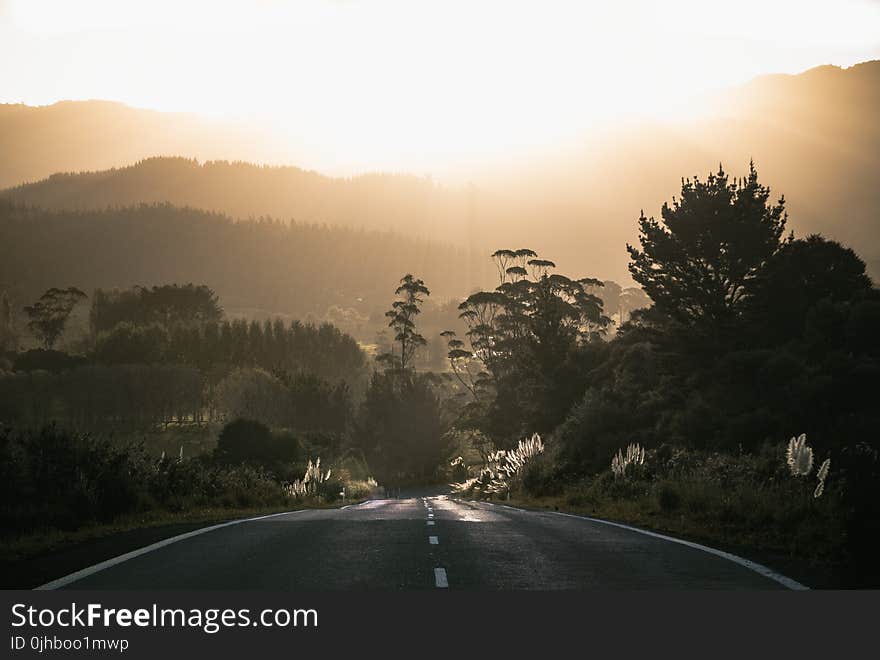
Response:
1,282,367,435
0,199,483,336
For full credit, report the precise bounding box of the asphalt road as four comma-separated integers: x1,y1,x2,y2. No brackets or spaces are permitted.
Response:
42,496,803,590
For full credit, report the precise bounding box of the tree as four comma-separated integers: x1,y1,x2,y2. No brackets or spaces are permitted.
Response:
0,290,15,352
380,274,430,371
94,322,168,364
90,283,222,334
747,234,874,346
214,367,289,426
353,370,450,485
23,287,87,349
445,248,609,445
627,162,786,331
277,370,354,434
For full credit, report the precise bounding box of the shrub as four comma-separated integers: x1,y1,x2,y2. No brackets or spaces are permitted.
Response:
0,424,142,531
215,418,274,464
655,482,681,512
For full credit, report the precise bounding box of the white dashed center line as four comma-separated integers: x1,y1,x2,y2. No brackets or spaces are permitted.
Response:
428,535,439,545
434,567,448,588
427,520,435,526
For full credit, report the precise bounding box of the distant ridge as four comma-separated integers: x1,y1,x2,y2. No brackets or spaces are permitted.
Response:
0,156,473,241
2,61,878,282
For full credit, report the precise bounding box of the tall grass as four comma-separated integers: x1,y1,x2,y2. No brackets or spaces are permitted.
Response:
454,433,544,496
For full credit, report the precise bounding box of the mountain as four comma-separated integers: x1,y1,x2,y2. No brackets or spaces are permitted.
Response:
487,60,880,281
2,62,878,282
0,157,477,244
0,100,285,190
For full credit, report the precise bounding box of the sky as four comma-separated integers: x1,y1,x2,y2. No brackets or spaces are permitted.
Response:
1,0,879,174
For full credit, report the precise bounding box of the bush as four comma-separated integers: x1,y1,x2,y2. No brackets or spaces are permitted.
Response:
0,423,295,537
655,482,681,512
522,453,564,497
0,424,142,531
216,418,274,464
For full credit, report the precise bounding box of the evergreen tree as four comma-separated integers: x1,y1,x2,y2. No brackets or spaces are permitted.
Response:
627,162,787,331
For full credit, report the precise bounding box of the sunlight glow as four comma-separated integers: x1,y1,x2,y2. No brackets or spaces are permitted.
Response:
2,0,879,175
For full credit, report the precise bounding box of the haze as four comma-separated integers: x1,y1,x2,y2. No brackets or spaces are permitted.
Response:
2,0,879,177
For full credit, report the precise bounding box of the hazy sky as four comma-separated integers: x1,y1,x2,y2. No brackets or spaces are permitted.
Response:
1,0,878,172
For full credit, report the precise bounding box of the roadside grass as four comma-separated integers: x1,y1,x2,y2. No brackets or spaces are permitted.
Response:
0,499,362,565
455,440,870,587
1,425,382,568
504,489,820,558
498,488,850,588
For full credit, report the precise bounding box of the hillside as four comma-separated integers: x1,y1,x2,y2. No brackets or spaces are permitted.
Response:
0,100,289,191
0,201,487,340
2,62,878,281
0,157,476,243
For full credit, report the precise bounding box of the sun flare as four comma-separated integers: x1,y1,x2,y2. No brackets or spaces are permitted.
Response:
2,0,879,174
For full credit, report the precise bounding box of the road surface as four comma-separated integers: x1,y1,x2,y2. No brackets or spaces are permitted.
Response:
41,496,803,590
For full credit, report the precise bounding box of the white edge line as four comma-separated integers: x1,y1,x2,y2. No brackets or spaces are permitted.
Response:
35,509,310,590
434,567,449,588
459,499,809,591
341,499,375,510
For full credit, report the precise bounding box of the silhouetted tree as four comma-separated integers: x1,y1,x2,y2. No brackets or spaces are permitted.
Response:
23,287,87,349
0,290,14,352
627,162,786,331
746,234,873,345
278,371,354,435
380,274,430,371
90,284,222,334
353,370,450,485
444,248,610,446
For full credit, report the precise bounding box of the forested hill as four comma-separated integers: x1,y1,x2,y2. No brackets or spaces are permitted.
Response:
0,201,485,326
0,157,474,242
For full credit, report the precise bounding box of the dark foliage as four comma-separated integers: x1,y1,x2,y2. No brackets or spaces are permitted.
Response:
92,311,366,382
23,287,87,349
0,424,289,535
627,162,786,335
353,371,451,486
444,248,611,447
215,418,301,466
90,284,222,334
12,349,88,374
0,200,475,326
